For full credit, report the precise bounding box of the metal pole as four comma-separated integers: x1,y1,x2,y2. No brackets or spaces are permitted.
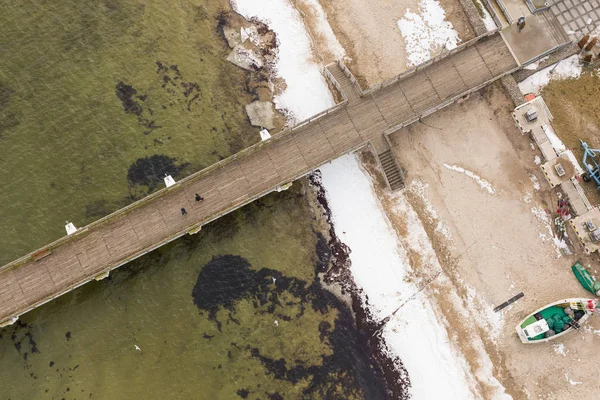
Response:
440,38,450,57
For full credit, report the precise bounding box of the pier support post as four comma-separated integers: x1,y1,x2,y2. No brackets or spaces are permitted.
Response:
0,315,19,328
65,222,77,235
188,224,202,235
164,175,176,188
275,182,293,192
94,271,110,281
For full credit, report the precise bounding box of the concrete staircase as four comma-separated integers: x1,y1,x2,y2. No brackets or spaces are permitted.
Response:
378,149,405,191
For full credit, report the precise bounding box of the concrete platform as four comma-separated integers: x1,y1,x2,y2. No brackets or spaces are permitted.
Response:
570,207,600,254
512,97,552,133
561,179,592,216
502,0,532,20
530,126,558,161
541,153,576,187
502,11,569,64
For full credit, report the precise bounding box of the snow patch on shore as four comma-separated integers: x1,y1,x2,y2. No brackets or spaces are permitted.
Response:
397,0,461,66
531,206,566,258
389,185,509,398
407,180,453,240
566,373,583,385
443,164,496,194
465,283,505,341
296,0,345,60
529,173,541,190
231,0,336,122
543,124,567,153
518,55,582,95
554,343,568,357
473,0,497,31
320,156,477,399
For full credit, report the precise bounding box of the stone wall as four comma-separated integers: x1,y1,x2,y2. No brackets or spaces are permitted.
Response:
500,75,527,106
458,0,488,36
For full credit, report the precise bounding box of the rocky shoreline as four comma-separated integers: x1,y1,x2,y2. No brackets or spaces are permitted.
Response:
306,173,411,399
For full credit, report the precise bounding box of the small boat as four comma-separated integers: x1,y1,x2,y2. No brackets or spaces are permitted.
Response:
516,298,597,344
572,262,600,296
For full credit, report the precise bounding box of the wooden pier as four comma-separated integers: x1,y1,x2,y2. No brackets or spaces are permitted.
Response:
0,31,520,326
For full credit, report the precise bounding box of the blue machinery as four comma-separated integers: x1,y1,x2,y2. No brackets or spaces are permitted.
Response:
580,139,600,189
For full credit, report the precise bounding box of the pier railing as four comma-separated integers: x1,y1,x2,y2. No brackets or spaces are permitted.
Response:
362,29,500,96
0,98,348,275
384,63,521,136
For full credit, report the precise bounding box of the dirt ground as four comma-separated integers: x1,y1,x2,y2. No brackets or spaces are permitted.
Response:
542,73,600,205
373,84,600,399
315,0,474,87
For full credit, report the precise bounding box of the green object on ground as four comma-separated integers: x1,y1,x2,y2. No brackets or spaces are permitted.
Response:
572,262,598,295
521,305,570,340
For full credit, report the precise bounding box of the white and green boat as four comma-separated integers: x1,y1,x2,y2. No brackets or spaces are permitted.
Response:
516,298,597,344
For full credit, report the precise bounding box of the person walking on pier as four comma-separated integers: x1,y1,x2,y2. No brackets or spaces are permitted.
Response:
195,193,204,202
181,207,187,215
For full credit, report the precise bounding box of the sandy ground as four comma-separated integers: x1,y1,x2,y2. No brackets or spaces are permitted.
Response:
373,84,600,399
315,0,473,86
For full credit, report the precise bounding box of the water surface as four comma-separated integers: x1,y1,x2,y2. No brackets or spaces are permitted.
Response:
0,0,257,264
0,187,387,399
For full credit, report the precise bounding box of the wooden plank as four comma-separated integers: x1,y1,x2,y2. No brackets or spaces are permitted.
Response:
238,148,281,193
326,64,361,100
477,36,518,76
206,161,252,206
32,248,52,261
129,205,169,246
361,119,389,144
157,187,199,231
371,85,416,126
292,123,336,166
0,271,19,317
42,246,84,288
75,232,112,275
451,46,493,88
12,262,56,304
398,71,441,113
425,58,468,100
494,292,524,312
101,217,140,257
318,109,364,154
266,134,309,181
183,174,225,220
369,132,390,155
346,98,384,133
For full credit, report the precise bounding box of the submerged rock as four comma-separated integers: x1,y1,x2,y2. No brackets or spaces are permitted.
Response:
222,26,241,48
226,45,264,71
191,254,391,399
245,100,275,129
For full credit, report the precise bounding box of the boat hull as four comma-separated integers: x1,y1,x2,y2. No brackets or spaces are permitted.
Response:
515,298,595,344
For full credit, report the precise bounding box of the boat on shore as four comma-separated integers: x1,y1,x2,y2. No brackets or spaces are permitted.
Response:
572,262,600,296
516,298,597,344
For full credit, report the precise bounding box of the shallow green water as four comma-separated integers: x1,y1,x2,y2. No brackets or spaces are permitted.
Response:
0,2,389,398
0,0,258,265
0,188,386,399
